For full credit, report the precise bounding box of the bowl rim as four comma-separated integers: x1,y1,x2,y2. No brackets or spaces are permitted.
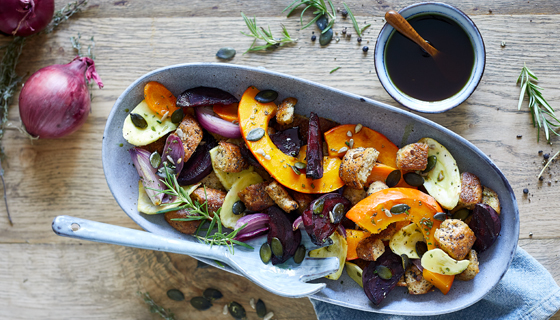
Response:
374,2,487,113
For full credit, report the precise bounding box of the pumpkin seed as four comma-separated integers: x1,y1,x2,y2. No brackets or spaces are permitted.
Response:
290,165,301,175
171,108,184,124
316,14,328,30
319,28,333,46
390,203,410,214
294,162,306,170
216,47,236,60
329,203,345,224
232,200,246,215
401,254,411,270
130,113,148,129
203,288,223,301
433,212,448,221
403,172,424,187
271,237,283,258
255,90,278,103
166,289,184,301
256,299,267,317
190,296,212,310
260,243,272,264
452,208,470,221
386,170,401,187
263,312,275,320
246,128,265,141
312,199,325,215
415,241,428,258
437,171,445,181
293,245,306,264
149,151,161,168
375,265,393,280
228,301,246,319
424,155,437,173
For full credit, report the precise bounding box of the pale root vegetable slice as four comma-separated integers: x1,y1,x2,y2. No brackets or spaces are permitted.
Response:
209,147,254,190
309,232,348,280
389,223,425,259
220,171,263,228
123,100,178,146
137,182,199,214
345,261,364,287
421,248,470,276
418,137,461,210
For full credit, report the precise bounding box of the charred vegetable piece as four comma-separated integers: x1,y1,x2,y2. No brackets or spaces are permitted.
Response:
176,86,238,108
177,131,217,185
302,194,351,245
267,206,302,265
469,203,501,252
160,134,185,175
129,147,165,206
306,112,323,179
362,250,405,305
270,127,302,157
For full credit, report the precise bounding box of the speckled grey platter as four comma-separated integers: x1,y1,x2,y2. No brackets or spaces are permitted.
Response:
102,63,519,316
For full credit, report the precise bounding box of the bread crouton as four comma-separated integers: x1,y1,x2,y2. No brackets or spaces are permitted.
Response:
456,249,480,281
237,182,275,212
343,187,367,206
276,97,297,125
396,143,429,171
214,141,249,173
367,181,389,196
339,147,379,189
458,172,483,210
265,181,299,212
434,219,476,260
397,275,407,287
165,210,202,235
176,113,203,162
199,171,225,191
377,221,410,241
482,186,501,214
190,187,226,214
356,234,385,261
291,191,314,214
405,265,433,294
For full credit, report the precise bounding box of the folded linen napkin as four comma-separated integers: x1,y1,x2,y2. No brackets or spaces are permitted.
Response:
311,247,560,319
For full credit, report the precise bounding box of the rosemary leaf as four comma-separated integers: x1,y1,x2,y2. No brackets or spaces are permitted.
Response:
330,66,341,74
283,0,336,33
138,292,176,320
241,13,298,53
343,3,367,37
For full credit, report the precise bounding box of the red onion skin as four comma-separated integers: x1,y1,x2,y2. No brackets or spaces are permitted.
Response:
19,56,103,139
0,0,55,37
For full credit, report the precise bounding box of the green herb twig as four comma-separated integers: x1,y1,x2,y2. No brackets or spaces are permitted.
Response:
283,0,337,33
138,292,176,320
342,3,370,37
517,63,560,142
71,33,96,100
329,66,340,74
241,13,298,52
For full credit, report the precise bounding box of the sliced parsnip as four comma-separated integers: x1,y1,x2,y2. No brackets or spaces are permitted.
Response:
345,262,364,287
421,248,470,275
389,223,425,259
137,181,199,214
309,232,347,280
418,137,461,210
220,171,263,228
123,100,178,146
209,147,254,190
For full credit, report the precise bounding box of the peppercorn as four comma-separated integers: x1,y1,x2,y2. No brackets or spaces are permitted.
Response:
357,37,362,43
539,176,544,181
523,188,529,194
516,135,522,139
341,27,347,35
311,35,317,41
538,150,543,154
362,46,369,52
341,9,348,18
544,153,550,160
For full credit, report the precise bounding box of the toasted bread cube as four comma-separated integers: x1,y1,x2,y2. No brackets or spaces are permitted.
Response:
276,97,297,125
405,265,434,294
237,182,275,212
199,171,225,191
434,219,476,260
265,181,299,212
190,187,226,214
176,113,203,162
165,210,202,235
356,234,385,261
482,186,501,214
456,249,480,281
367,181,389,196
339,147,379,189
214,141,249,173
343,187,367,206
396,143,429,171
291,191,314,214
458,172,483,210
397,275,407,287
377,221,410,242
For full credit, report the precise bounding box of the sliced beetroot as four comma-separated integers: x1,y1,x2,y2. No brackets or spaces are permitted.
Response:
362,250,405,305
161,134,185,174
177,131,217,185
176,86,238,108
302,193,351,246
306,112,323,179
270,127,302,157
469,203,501,253
239,143,262,169
267,206,302,265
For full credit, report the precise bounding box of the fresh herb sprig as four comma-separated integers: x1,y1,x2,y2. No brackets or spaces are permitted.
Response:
241,13,298,53
342,3,370,37
517,63,560,142
283,0,337,33
138,291,176,320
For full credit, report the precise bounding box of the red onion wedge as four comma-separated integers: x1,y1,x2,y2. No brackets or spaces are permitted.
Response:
129,147,165,206
161,134,185,175
0,0,55,36
233,213,270,241
292,215,304,231
195,106,241,139
337,224,346,238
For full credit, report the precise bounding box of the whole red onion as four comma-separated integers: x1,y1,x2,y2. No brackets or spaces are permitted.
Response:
19,56,104,139
0,0,55,37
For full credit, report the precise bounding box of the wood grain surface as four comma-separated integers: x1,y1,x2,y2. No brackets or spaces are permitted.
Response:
1,0,560,319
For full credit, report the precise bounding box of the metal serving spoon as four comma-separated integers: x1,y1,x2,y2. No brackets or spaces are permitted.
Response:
52,215,339,298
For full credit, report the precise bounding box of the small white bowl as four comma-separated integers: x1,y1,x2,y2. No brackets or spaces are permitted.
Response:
374,2,485,113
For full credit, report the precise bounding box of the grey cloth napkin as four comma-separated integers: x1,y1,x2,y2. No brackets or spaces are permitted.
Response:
310,247,560,319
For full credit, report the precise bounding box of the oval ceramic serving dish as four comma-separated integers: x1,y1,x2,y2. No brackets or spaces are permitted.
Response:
102,63,519,316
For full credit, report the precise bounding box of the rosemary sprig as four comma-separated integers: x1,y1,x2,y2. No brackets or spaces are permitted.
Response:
241,13,298,52
138,292,176,320
517,63,560,142
330,66,340,73
342,3,370,37
71,33,96,100
283,0,336,33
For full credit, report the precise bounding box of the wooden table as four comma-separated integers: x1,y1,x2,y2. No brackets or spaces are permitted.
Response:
1,0,559,319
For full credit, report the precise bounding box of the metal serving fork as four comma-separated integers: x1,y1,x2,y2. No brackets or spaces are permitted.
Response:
52,215,339,298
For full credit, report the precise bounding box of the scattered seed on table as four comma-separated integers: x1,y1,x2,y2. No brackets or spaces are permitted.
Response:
190,296,212,310
362,46,369,52
264,311,275,320
516,134,522,139
250,298,256,309
228,301,246,319
256,299,267,317
311,35,317,41
166,289,185,301
544,153,550,160
223,304,228,315
203,288,223,301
